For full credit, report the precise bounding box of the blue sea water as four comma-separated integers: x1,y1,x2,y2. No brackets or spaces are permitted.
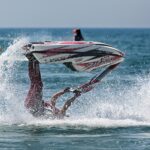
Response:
0,28,150,150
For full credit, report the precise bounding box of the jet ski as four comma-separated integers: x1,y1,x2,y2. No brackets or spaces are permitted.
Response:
22,41,124,72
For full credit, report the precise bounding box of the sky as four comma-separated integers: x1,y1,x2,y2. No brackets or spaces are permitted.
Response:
0,0,150,28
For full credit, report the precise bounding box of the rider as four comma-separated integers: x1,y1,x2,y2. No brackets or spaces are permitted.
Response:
25,55,81,118
25,29,85,118
73,28,84,41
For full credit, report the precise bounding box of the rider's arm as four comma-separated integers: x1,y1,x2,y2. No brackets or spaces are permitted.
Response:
49,87,70,107
60,91,81,115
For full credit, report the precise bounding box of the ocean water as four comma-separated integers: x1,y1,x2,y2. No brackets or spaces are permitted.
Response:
0,28,150,149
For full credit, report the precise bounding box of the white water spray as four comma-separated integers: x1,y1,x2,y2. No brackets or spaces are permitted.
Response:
76,75,150,123
0,38,35,124
0,37,150,128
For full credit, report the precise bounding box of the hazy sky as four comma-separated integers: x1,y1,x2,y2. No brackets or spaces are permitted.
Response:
0,0,150,28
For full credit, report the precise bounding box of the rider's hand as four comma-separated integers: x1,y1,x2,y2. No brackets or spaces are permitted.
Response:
73,89,81,97
64,87,70,93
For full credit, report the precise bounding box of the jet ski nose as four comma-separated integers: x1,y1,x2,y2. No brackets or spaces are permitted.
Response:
114,50,125,64
113,47,125,57
119,51,124,57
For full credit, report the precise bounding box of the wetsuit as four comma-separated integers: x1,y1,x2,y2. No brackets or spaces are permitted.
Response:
25,60,44,117
25,60,80,118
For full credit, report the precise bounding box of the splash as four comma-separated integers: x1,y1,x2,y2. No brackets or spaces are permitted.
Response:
0,37,29,83
0,37,150,128
0,37,34,124
17,75,150,128
74,75,150,123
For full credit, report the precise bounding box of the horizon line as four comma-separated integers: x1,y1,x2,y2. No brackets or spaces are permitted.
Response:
0,27,150,29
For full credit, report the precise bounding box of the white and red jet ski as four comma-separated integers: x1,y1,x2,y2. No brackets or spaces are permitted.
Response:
22,41,124,72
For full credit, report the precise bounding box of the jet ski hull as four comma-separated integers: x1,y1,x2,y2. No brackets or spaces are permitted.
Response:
22,41,124,72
